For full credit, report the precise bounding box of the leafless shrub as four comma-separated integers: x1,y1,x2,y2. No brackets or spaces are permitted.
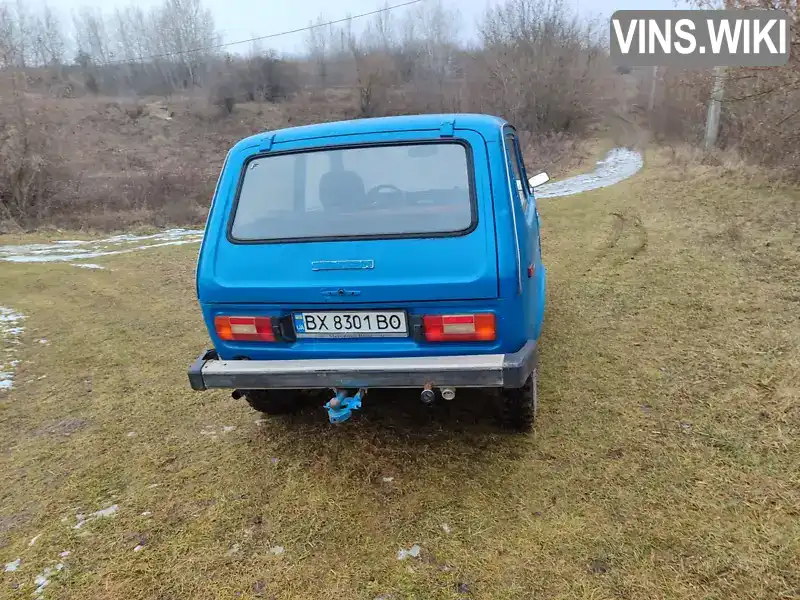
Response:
350,46,394,118
209,80,236,114
0,74,59,228
44,169,212,231
645,68,711,145
475,0,612,136
230,48,300,103
521,132,587,174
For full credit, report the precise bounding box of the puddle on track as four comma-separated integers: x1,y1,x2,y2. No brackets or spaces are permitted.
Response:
535,147,643,199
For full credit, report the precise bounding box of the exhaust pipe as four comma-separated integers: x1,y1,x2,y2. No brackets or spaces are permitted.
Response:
440,387,456,401
420,383,435,405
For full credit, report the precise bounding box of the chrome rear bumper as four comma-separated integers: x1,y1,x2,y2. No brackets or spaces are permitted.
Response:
188,341,538,391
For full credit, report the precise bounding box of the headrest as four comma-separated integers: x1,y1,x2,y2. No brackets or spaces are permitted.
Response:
318,170,366,211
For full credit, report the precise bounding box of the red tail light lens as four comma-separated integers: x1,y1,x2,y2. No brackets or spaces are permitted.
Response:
422,313,496,342
214,316,276,342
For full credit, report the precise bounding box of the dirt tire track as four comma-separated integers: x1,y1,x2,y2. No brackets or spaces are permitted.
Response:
588,211,649,273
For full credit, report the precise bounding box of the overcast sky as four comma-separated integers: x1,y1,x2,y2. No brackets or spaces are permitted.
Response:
30,0,692,54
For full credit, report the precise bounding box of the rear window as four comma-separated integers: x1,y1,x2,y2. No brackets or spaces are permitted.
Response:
229,142,475,242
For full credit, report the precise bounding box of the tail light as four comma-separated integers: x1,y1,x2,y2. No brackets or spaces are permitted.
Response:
422,313,496,342
214,316,276,342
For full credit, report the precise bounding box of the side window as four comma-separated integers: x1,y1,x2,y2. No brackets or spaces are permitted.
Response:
504,133,527,212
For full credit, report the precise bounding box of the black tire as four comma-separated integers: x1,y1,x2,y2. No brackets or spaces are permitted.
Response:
499,369,538,432
243,390,307,415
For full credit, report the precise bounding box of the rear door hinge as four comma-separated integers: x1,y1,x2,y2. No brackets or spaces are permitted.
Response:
439,119,455,137
259,133,275,152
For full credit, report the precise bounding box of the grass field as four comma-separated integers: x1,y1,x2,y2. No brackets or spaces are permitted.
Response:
1,147,798,600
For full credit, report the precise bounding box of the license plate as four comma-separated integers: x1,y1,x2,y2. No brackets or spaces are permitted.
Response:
292,311,408,338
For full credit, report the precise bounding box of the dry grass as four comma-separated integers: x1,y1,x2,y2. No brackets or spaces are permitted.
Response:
0,153,798,599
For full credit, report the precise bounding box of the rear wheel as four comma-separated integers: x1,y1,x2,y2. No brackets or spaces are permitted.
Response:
243,389,317,415
499,370,538,432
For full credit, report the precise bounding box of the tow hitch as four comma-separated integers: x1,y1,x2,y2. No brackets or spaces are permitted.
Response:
324,388,367,424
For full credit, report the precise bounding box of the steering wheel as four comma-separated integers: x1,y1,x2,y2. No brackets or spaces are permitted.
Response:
367,184,404,206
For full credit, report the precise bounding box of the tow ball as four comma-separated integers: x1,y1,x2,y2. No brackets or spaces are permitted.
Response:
324,388,367,424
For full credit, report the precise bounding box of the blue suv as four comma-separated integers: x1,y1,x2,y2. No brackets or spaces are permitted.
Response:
188,114,549,432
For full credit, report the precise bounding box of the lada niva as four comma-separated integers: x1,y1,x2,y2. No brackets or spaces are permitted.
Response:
188,114,549,432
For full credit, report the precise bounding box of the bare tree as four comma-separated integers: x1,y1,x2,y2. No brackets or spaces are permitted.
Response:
31,4,66,66
405,0,460,107
72,7,112,64
0,0,33,68
0,3,19,68
306,14,332,85
156,0,219,87
13,0,32,67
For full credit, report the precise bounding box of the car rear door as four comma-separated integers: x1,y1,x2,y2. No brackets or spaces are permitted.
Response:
198,127,499,306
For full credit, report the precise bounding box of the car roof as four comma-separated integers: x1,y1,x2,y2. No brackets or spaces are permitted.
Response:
230,113,509,153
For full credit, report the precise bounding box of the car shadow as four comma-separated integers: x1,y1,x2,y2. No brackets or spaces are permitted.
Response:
239,387,536,498
280,387,511,435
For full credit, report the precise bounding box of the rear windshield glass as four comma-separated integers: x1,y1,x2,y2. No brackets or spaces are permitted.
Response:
229,142,474,241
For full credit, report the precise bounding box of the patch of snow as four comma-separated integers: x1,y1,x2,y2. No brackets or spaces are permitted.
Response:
133,544,145,553
0,307,25,391
441,523,451,534
93,505,118,518
127,431,138,437
535,147,644,199
73,504,118,529
32,564,60,597
382,477,394,483
141,511,152,517
29,534,42,546
397,544,421,560
5,558,21,572
202,423,239,437
0,228,204,265
33,576,49,595
269,546,284,556
58,551,70,558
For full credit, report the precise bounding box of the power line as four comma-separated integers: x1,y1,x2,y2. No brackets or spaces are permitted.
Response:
104,0,426,65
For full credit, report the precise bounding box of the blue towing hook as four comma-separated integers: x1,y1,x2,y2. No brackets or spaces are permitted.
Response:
324,388,366,424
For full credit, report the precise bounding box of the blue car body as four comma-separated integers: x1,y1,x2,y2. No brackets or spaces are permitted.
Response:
189,113,546,429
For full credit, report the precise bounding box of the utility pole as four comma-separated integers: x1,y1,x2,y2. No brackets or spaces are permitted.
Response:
704,66,727,150
648,65,658,113
705,0,733,150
